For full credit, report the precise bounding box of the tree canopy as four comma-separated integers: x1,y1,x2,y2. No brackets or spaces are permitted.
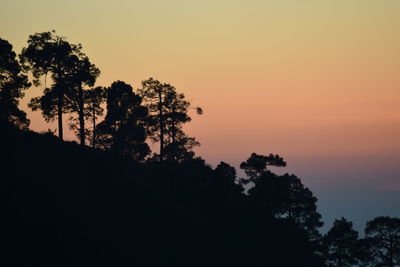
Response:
323,217,359,267
20,30,99,141
365,216,400,267
97,81,150,161
0,38,30,129
138,77,202,164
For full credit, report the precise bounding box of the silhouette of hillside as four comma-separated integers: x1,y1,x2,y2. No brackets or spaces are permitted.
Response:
0,121,324,266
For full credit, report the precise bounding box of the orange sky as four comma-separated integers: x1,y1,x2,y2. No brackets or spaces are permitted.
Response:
1,0,400,230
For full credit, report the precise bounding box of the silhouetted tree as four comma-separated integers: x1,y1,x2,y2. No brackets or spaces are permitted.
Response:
364,216,400,267
240,152,286,182
213,162,244,206
20,30,85,140
163,130,200,163
65,52,100,145
215,162,237,182
279,173,323,239
97,81,149,161
139,78,202,164
81,86,106,148
323,217,359,267
138,78,169,163
164,90,202,163
241,153,322,239
0,38,30,129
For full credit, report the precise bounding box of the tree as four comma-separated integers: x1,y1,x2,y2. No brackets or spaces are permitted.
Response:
278,173,323,238
163,90,202,163
163,129,200,163
20,30,86,140
323,217,359,267
138,78,202,164
239,152,286,182
365,216,400,267
65,54,100,145
138,78,168,163
241,153,322,238
82,86,106,148
97,81,150,161
213,162,244,206
0,38,30,129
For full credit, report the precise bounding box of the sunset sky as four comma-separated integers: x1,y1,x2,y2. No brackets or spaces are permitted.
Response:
1,0,400,231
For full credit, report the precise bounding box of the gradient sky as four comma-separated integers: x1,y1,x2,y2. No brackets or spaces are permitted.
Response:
1,0,400,232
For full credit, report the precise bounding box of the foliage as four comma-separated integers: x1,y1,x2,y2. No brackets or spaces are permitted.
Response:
79,86,106,148
0,38,30,129
64,51,100,145
241,153,323,239
139,77,202,163
323,217,359,266
364,216,400,266
239,152,286,182
97,81,150,161
20,30,99,140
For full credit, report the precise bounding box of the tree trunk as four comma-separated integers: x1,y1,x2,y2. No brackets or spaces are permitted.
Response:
56,52,64,141
57,92,64,141
92,106,96,149
79,111,85,145
171,123,176,163
158,91,164,164
78,86,85,146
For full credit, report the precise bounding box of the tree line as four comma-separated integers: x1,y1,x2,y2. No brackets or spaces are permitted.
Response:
1,31,400,266
2,30,202,164
238,153,400,266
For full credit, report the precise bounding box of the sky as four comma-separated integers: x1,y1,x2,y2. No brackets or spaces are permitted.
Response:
1,0,400,232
